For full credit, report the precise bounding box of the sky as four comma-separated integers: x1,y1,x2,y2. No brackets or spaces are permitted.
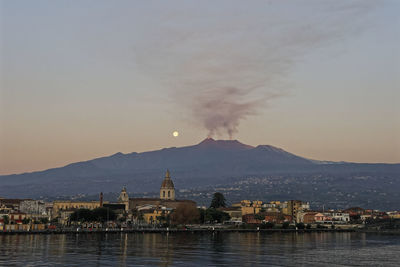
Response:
1,0,399,175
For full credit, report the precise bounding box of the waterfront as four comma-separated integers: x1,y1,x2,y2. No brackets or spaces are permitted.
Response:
1,232,399,266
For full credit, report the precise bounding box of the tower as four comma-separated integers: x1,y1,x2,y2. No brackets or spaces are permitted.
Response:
99,192,103,207
118,186,130,211
160,170,175,200
118,186,129,202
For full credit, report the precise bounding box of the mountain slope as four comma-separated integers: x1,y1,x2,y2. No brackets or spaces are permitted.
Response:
1,138,312,181
0,138,312,194
0,138,399,211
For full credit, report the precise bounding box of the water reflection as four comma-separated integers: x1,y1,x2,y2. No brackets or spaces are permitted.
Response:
1,232,399,266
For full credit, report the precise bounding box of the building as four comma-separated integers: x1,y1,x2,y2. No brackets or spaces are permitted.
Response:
220,207,242,223
330,212,350,223
128,170,196,211
242,214,262,224
344,207,364,215
264,212,292,224
343,207,365,220
283,200,309,222
53,200,103,214
160,170,175,200
297,211,319,224
387,211,400,219
118,187,130,211
360,211,389,221
314,213,327,223
262,201,283,213
19,200,47,215
236,200,262,216
52,200,105,222
118,187,129,202
8,213,28,224
137,205,173,224
315,212,350,224
0,198,31,212
0,203,12,214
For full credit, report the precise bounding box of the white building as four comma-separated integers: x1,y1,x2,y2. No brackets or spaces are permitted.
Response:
19,200,47,215
315,212,350,224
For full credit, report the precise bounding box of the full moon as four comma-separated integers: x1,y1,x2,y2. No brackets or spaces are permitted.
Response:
173,131,179,137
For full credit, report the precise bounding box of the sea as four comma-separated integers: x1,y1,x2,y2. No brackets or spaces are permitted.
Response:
1,232,399,266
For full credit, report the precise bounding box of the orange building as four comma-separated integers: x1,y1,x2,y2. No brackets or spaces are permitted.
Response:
264,212,292,223
302,212,318,224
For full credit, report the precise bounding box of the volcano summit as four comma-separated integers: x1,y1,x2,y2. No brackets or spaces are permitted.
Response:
0,139,399,210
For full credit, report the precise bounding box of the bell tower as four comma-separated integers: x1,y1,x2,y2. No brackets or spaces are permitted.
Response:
160,170,175,200
118,186,129,202
118,186,130,211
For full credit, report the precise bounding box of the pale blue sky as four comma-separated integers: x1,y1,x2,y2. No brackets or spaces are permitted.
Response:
1,0,399,174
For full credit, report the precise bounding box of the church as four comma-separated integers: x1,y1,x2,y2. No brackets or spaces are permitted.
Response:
118,170,196,211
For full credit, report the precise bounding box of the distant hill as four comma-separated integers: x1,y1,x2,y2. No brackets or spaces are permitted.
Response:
1,138,399,210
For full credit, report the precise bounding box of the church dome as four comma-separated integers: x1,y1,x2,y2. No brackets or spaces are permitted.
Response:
161,170,175,189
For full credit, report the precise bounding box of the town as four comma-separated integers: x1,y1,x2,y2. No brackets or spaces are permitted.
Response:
1,170,399,233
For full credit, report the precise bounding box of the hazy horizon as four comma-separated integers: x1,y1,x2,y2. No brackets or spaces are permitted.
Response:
1,0,399,174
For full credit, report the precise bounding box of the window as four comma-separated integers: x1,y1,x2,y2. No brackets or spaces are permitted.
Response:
163,191,165,197
168,191,170,197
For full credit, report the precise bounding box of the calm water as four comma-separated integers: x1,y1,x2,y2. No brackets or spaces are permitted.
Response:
1,232,399,266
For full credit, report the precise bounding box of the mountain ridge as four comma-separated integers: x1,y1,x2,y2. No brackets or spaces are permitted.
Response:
0,138,399,210
4,138,399,177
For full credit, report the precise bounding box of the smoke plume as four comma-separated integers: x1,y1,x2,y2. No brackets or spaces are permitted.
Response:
134,1,376,138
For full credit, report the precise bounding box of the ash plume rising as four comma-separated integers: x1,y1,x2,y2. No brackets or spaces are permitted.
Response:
195,87,259,139
134,1,376,138
192,87,279,139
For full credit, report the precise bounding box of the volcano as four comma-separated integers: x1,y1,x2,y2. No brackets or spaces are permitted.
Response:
0,138,399,210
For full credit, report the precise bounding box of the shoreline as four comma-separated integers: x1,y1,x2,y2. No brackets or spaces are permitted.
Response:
2,228,398,235
0,228,400,235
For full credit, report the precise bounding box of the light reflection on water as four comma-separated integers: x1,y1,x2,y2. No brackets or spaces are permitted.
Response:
1,232,399,266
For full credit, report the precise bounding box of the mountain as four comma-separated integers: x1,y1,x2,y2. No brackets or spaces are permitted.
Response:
1,138,399,210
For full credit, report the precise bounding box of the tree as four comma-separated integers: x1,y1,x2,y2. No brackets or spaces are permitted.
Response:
282,222,290,229
92,207,116,222
199,209,206,224
210,192,226,208
40,218,49,224
22,218,31,224
296,222,305,229
131,208,141,222
157,211,170,226
203,208,230,223
255,213,265,221
264,222,274,229
137,211,144,223
118,217,126,223
69,208,116,223
350,214,361,223
170,204,200,225
2,215,9,225
70,209,93,222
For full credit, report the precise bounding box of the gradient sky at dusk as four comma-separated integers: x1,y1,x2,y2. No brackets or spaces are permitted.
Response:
1,0,399,175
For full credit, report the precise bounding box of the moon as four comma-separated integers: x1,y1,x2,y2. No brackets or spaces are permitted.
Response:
173,131,179,137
